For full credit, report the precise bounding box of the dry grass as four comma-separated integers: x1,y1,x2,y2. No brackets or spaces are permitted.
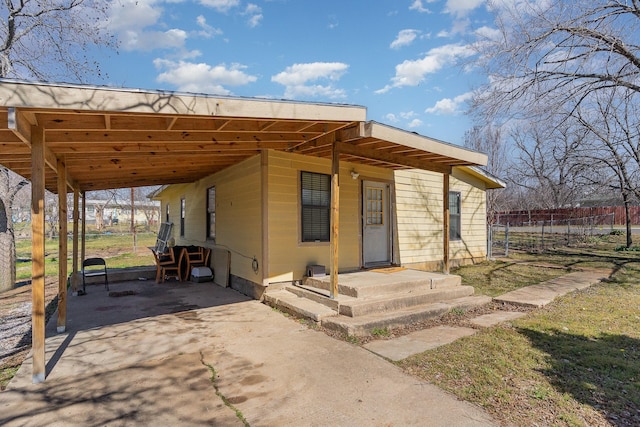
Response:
454,260,567,297
398,235,640,427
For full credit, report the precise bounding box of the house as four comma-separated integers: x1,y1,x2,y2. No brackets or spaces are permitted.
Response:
0,79,502,382
82,198,160,226
152,126,503,299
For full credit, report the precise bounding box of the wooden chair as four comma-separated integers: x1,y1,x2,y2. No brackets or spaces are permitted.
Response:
153,247,184,283
82,257,109,292
183,246,211,281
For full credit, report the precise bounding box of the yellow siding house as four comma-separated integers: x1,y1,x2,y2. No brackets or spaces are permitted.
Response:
154,141,503,299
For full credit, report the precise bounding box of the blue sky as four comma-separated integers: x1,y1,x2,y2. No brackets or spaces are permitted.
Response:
103,0,494,145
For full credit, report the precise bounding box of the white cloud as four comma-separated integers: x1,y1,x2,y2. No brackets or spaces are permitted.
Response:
425,91,473,115
272,62,349,99
399,111,418,119
376,43,475,93
196,15,223,38
445,0,484,18
385,113,399,123
390,29,420,49
108,0,194,52
474,25,501,41
243,3,263,27
120,28,188,51
154,59,257,94
384,111,421,127
409,0,435,13
107,0,161,33
198,0,240,13
328,15,339,29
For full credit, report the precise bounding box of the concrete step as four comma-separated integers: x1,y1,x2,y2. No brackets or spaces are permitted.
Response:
321,295,492,337
338,285,476,317
305,270,461,298
263,289,338,322
285,285,347,311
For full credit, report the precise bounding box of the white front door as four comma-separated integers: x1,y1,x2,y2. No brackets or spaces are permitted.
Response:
362,181,391,266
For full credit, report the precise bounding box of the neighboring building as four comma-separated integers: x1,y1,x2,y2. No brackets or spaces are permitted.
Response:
82,199,160,226
153,141,503,299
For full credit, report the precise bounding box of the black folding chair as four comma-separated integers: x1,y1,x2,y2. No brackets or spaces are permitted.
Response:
82,257,109,292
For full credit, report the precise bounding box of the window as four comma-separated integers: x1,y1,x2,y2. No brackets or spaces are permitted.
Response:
165,203,170,223
449,191,461,241
301,171,330,242
365,187,384,225
180,197,186,237
207,186,216,240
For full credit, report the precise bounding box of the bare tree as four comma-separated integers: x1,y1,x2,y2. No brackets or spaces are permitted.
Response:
0,167,27,291
44,192,59,239
572,88,640,246
0,0,116,291
508,120,590,210
474,0,640,121
471,0,640,236
88,190,117,231
131,186,161,230
0,0,115,81
464,125,510,221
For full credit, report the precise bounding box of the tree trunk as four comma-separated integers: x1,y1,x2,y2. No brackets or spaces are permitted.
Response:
623,192,633,248
95,206,104,231
0,198,16,292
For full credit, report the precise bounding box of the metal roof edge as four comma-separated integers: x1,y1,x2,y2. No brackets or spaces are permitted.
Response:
455,165,506,189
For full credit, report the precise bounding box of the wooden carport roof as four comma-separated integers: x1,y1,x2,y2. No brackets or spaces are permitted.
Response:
0,80,487,193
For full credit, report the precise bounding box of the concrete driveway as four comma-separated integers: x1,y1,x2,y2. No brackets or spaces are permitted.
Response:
0,280,495,426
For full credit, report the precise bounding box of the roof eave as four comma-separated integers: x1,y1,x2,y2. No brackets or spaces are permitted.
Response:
0,79,367,122
456,165,506,189
364,121,488,167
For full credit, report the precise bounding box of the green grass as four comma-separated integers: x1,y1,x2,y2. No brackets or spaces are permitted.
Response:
0,364,20,390
15,232,156,280
370,327,391,337
399,236,640,426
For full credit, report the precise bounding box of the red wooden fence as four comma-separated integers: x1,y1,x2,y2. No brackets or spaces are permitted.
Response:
494,206,640,226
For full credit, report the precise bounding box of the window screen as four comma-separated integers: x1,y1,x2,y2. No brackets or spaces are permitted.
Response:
301,171,330,242
207,186,216,240
449,191,461,241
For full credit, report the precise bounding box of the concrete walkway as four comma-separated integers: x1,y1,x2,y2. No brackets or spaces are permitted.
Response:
364,268,611,361
1,280,495,426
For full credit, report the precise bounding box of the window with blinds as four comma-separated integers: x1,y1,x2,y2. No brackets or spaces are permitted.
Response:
301,171,330,242
449,191,461,241
207,186,216,240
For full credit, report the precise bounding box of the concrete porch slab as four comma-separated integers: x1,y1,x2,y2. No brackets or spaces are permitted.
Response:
364,325,477,361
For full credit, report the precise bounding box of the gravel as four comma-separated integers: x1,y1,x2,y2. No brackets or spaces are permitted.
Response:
0,301,32,360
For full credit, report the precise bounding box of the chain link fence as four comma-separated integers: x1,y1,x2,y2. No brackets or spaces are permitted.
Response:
488,213,615,257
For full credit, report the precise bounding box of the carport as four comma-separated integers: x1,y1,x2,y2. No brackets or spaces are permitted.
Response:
0,79,486,383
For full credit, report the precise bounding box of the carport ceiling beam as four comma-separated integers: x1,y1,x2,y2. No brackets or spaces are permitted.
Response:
335,141,453,174
7,108,78,191
289,122,361,153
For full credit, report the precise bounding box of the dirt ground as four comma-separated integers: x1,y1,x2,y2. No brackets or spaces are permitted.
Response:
0,279,65,390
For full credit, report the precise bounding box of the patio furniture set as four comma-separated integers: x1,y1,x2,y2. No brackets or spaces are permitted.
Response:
152,245,212,283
